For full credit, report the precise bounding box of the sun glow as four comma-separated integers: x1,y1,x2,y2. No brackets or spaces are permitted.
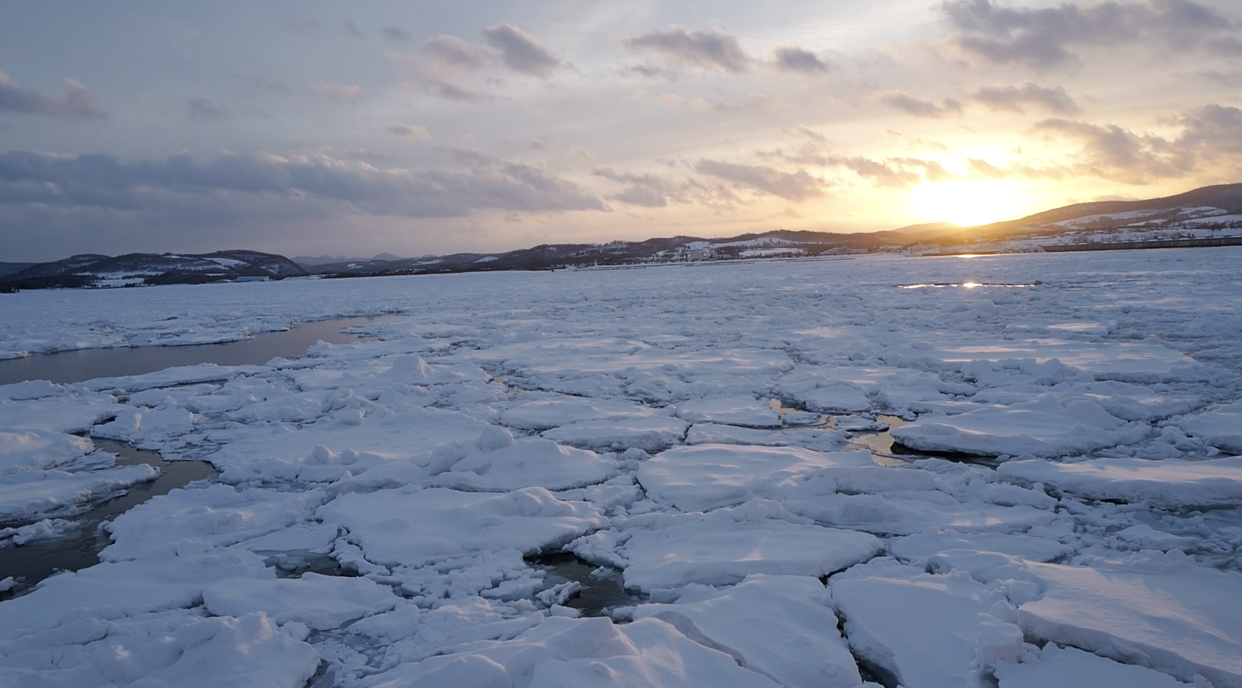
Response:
910,180,1028,227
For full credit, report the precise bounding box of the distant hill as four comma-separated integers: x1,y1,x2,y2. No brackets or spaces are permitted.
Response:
1,250,307,290
297,183,1242,276
911,183,1242,247
8,183,1240,291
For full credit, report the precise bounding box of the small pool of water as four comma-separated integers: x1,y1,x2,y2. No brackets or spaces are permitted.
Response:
0,439,215,599
0,316,392,386
527,552,640,617
845,415,917,466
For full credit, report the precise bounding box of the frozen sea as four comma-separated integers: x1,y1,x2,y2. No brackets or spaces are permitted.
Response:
1,249,1241,688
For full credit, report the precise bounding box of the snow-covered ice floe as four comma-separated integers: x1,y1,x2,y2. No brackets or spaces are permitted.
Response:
3,249,1242,687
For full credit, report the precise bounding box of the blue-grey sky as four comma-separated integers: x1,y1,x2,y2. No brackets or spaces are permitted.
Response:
2,0,1240,261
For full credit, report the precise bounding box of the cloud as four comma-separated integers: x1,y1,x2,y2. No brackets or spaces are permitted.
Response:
694,159,826,200
187,98,232,122
387,124,430,138
939,0,1239,67
593,166,739,208
308,82,364,104
970,82,1079,114
421,35,496,72
0,150,606,220
382,26,411,42
400,27,558,101
771,46,830,74
0,72,106,119
879,91,962,118
1034,118,1194,182
342,21,365,38
832,156,956,189
480,24,561,77
623,28,752,73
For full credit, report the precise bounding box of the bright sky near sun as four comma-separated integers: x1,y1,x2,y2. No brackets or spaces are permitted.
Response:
2,0,1241,261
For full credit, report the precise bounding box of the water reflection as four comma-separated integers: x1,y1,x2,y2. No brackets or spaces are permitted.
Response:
0,439,214,599
527,552,640,617
0,316,392,386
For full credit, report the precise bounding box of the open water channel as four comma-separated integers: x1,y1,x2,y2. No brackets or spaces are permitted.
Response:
0,316,390,597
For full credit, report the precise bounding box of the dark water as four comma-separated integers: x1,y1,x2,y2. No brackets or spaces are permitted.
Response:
0,316,390,386
0,439,215,599
527,552,640,616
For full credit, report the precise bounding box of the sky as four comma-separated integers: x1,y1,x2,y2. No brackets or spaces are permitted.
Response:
2,0,1241,262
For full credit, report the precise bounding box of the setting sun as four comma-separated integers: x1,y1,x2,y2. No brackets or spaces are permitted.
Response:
910,180,1029,227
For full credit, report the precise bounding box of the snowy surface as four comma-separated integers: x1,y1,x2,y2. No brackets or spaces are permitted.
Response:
2,249,1242,687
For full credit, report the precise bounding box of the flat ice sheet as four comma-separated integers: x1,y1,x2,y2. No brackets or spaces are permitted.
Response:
318,486,606,568
999,455,1242,508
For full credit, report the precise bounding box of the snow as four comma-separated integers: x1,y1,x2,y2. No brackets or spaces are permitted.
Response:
831,558,1024,688
1016,560,1242,687
998,455,1242,508
632,574,861,688
2,248,1242,687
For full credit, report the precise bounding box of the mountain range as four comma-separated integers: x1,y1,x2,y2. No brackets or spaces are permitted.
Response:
4,183,1241,290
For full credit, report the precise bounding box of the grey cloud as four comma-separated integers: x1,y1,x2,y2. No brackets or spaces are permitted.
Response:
405,29,556,101
342,21,365,38
594,167,677,207
594,166,738,209
879,91,962,118
187,98,232,122
0,150,606,220
387,124,430,138
772,47,830,74
623,28,752,73
832,156,956,189
965,156,1069,181
308,82,364,104
694,159,826,200
940,0,1238,67
383,27,411,42
1178,104,1242,142
422,35,496,71
481,24,561,77
0,72,106,119
1034,118,1193,182
971,82,1079,114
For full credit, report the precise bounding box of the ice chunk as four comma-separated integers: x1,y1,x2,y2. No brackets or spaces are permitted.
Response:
318,487,606,567
674,395,782,427
436,438,617,491
621,508,881,591
1180,402,1242,453
101,484,329,561
994,644,1190,688
0,548,273,638
893,395,1147,457
889,529,1071,568
1018,561,1242,687
542,417,689,452
831,559,1022,688
0,610,319,688
0,463,157,522
633,575,861,688
638,444,873,512
360,615,782,688
203,572,400,630
998,455,1242,509
501,397,663,431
